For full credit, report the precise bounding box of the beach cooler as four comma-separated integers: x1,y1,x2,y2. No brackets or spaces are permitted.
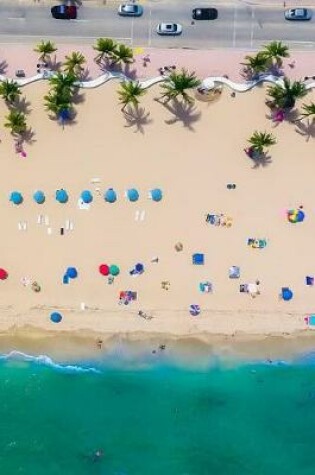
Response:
63,274,69,284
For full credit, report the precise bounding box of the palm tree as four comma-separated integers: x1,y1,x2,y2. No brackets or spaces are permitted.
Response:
112,44,134,65
247,131,276,155
93,38,117,63
159,68,201,104
0,80,21,104
34,40,57,63
4,110,27,135
48,72,77,95
262,41,289,67
117,81,146,111
44,91,72,116
63,51,86,76
297,102,315,121
241,52,270,77
267,78,307,109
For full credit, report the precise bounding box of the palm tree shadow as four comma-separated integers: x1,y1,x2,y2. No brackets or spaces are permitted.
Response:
251,153,272,169
49,58,63,72
72,90,85,105
160,99,201,131
21,128,36,145
0,60,8,74
14,96,32,115
285,108,299,122
123,106,153,134
294,119,315,142
79,68,92,81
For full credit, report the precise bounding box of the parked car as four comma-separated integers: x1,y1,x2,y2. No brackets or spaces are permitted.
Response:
51,5,77,19
192,8,218,20
118,4,143,16
284,8,312,20
156,23,182,36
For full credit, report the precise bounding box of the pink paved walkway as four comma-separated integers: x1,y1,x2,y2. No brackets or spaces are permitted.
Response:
1,44,315,83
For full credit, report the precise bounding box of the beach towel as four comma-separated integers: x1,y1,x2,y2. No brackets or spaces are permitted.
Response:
193,253,204,265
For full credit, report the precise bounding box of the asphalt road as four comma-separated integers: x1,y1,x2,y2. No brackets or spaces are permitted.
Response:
0,2,314,49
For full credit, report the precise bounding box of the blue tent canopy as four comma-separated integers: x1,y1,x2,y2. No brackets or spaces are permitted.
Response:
81,190,93,204
150,188,163,202
135,263,144,273
66,267,78,279
126,188,139,202
56,189,69,203
50,312,62,323
281,287,293,301
104,188,117,203
10,191,23,205
33,190,45,204
59,108,71,122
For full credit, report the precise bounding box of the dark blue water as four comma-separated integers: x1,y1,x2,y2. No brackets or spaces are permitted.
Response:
0,351,315,474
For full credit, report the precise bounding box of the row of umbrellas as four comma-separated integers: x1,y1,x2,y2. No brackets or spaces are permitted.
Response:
9,188,163,205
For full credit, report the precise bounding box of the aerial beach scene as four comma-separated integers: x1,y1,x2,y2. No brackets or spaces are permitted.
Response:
1,0,315,473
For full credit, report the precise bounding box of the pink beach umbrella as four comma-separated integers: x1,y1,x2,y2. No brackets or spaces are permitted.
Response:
99,264,109,276
0,268,8,280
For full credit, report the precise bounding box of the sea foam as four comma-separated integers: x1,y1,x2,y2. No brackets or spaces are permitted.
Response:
0,350,101,374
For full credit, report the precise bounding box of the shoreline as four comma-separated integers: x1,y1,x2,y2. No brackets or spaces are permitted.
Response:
1,322,315,365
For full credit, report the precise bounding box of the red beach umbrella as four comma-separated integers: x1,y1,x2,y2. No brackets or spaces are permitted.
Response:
99,264,109,276
0,268,8,280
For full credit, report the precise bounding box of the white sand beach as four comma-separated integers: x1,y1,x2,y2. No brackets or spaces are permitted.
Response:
0,68,314,342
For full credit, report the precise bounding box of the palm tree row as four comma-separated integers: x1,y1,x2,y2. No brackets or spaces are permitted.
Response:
44,72,78,124
93,38,134,66
0,79,28,136
118,68,201,111
242,41,290,78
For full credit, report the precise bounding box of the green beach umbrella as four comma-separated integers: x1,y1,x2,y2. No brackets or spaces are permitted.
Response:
109,264,120,276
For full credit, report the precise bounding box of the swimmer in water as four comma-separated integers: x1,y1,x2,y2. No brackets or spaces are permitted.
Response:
92,449,104,462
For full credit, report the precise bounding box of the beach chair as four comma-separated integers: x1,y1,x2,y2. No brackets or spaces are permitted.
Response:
240,284,249,293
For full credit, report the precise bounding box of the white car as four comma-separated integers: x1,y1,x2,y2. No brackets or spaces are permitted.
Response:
156,23,182,36
118,4,143,16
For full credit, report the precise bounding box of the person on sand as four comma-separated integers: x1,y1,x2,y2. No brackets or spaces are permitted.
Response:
96,339,103,349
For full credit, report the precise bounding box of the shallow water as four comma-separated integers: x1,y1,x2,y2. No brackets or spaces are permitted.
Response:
0,351,315,475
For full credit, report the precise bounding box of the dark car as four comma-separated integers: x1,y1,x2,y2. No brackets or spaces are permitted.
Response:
284,8,312,20
192,8,218,20
51,5,77,19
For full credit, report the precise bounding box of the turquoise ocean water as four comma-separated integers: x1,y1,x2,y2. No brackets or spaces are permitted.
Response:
1,350,315,475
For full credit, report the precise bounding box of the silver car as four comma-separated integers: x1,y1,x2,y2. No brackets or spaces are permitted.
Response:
118,4,143,16
156,23,183,36
284,8,312,20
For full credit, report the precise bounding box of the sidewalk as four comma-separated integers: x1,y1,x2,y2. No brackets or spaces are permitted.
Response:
1,44,315,82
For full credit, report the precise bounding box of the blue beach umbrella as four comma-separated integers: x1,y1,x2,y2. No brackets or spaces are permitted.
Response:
10,191,23,205
126,188,139,202
81,190,93,204
33,190,45,204
281,287,293,301
66,267,78,279
135,263,144,274
50,312,62,323
150,188,163,202
56,189,69,203
104,188,117,203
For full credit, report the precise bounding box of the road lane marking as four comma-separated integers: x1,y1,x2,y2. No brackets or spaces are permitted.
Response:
7,17,25,20
148,9,152,47
250,8,255,48
131,17,134,46
232,3,237,48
